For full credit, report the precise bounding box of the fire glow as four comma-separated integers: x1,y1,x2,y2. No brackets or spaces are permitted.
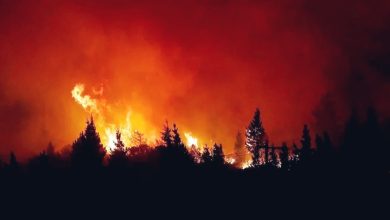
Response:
71,83,134,151
71,83,202,153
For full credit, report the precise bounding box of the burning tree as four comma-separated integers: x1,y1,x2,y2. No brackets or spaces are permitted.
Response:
130,130,147,147
245,108,267,167
109,130,128,168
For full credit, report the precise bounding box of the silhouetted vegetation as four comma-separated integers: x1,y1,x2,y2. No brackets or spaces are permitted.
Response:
0,108,388,216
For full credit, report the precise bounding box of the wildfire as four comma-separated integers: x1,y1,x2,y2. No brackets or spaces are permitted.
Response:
184,132,198,148
71,83,133,151
241,159,253,169
71,84,98,113
225,157,236,165
71,83,201,153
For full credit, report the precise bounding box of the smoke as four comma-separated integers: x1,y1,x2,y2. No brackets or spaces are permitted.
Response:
0,0,389,158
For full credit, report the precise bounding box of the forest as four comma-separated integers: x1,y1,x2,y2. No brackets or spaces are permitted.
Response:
0,108,388,215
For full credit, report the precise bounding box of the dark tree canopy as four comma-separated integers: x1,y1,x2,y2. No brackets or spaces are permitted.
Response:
212,143,225,166
109,130,128,168
300,124,312,162
161,121,173,148
201,146,212,164
71,117,106,170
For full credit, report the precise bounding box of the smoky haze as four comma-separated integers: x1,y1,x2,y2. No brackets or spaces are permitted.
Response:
0,0,389,159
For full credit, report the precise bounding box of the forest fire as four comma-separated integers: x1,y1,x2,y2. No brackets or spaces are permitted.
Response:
184,133,198,148
71,83,203,152
71,83,133,151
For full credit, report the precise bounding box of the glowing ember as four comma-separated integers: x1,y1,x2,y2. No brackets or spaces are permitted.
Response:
184,132,198,148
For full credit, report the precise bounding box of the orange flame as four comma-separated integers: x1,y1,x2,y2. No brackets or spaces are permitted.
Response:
71,83,133,151
184,132,198,148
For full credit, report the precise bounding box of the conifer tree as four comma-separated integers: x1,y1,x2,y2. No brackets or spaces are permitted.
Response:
212,143,225,166
280,142,289,170
300,124,312,162
109,130,128,168
130,130,146,147
201,146,212,164
270,144,278,167
161,121,173,148
172,123,184,148
245,108,267,167
71,117,106,169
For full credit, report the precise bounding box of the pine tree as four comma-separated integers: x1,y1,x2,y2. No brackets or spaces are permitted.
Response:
245,108,267,167
161,121,173,148
201,146,212,164
172,123,184,148
280,142,289,170
212,143,225,166
234,131,245,166
264,140,270,165
9,151,19,171
130,130,146,147
109,130,128,168
270,144,278,167
300,124,312,162
71,117,106,170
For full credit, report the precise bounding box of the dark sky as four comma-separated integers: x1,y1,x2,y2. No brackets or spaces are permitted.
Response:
0,0,389,158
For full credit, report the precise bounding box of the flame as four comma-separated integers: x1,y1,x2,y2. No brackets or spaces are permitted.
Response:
184,132,198,148
71,83,134,151
225,157,236,165
241,159,253,169
71,84,98,113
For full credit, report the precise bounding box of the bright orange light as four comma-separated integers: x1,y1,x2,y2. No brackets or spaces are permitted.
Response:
184,132,198,148
71,83,134,151
241,159,253,169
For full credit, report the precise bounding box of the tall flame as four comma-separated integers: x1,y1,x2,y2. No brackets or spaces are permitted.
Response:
71,83,133,152
184,132,198,148
71,84,98,113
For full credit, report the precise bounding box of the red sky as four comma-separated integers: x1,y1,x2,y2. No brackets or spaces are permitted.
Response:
1,0,389,159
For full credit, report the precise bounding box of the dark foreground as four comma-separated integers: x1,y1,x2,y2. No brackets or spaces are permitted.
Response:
1,166,388,219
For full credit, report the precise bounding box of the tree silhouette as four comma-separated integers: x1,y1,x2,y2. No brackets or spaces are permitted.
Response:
246,108,267,167
300,124,312,163
161,121,173,148
280,142,289,170
212,143,225,166
46,142,55,157
71,117,106,170
8,151,20,172
109,130,128,169
234,131,245,166
130,130,147,147
270,144,278,167
201,146,212,164
264,140,270,165
172,123,184,148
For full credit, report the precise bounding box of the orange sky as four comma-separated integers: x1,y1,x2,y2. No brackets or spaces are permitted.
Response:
1,0,389,159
